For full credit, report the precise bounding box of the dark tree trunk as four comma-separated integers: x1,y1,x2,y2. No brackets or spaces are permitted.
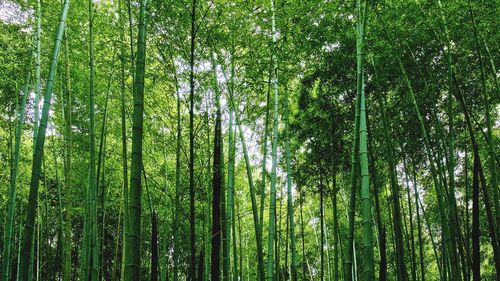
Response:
151,212,159,281
211,109,222,281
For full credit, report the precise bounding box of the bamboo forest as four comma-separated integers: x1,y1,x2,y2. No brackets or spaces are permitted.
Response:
0,0,499,280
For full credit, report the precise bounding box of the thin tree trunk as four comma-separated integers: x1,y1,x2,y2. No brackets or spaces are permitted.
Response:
437,2,462,275
472,150,480,281
211,104,223,281
62,27,72,281
188,0,198,278
259,69,272,239
284,85,298,281
118,0,129,279
224,103,236,281
330,174,341,281
403,158,417,281
320,177,325,281
87,0,99,278
151,212,159,281
33,0,42,154
299,188,307,281
410,158,426,281
19,2,70,280
366,89,386,281
97,72,112,281
125,0,148,278
266,1,280,279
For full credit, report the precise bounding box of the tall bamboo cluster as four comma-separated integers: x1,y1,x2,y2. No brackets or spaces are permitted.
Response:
0,0,498,281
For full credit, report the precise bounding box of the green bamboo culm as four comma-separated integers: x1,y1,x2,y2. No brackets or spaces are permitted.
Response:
437,1,462,278
355,0,374,279
0,36,34,281
228,53,239,281
62,26,73,281
118,0,130,279
284,85,298,281
33,0,42,153
125,0,148,279
172,55,181,281
265,0,279,280
87,0,99,278
345,11,363,281
223,94,236,281
211,50,223,281
18,1,70,280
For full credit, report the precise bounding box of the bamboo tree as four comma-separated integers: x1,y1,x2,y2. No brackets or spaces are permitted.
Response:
472,147,480,281
345,11,363,281
355,0,374,279
284,85,298,281
33,0,42,153
96,76,112,281
357,50,374,281
299,186,307,280
125,0,148,278
211,53,223,281
232,197,238,281
203,108,212,281
1,37,34,281
15,223,22,281
151,211,159,281
229,53,238,281
86,0,99,278
402,157,417,281
266,0,280,279
172,53,181,281
18,1,70,280
330,174,341,281
211,115,223,281
188,0,198,277
31,1,41,275
436,2,462,278
365,87,386,281
62,28,72,281
409,158,426,281
222,131,230,281
118,0,130,279
224,57,236,281
259,70,272,235
320,176,325,281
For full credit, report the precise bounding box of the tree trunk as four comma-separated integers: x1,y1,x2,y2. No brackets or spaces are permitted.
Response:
18,1,70,280
265,1,280,279
188,0,198,278
211,103,223,281
62,27,72,281
151,212,159,281
125,0,148,278
284,85,298,281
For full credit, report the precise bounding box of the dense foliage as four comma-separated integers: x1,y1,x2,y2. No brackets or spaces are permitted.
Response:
0,0,498,280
